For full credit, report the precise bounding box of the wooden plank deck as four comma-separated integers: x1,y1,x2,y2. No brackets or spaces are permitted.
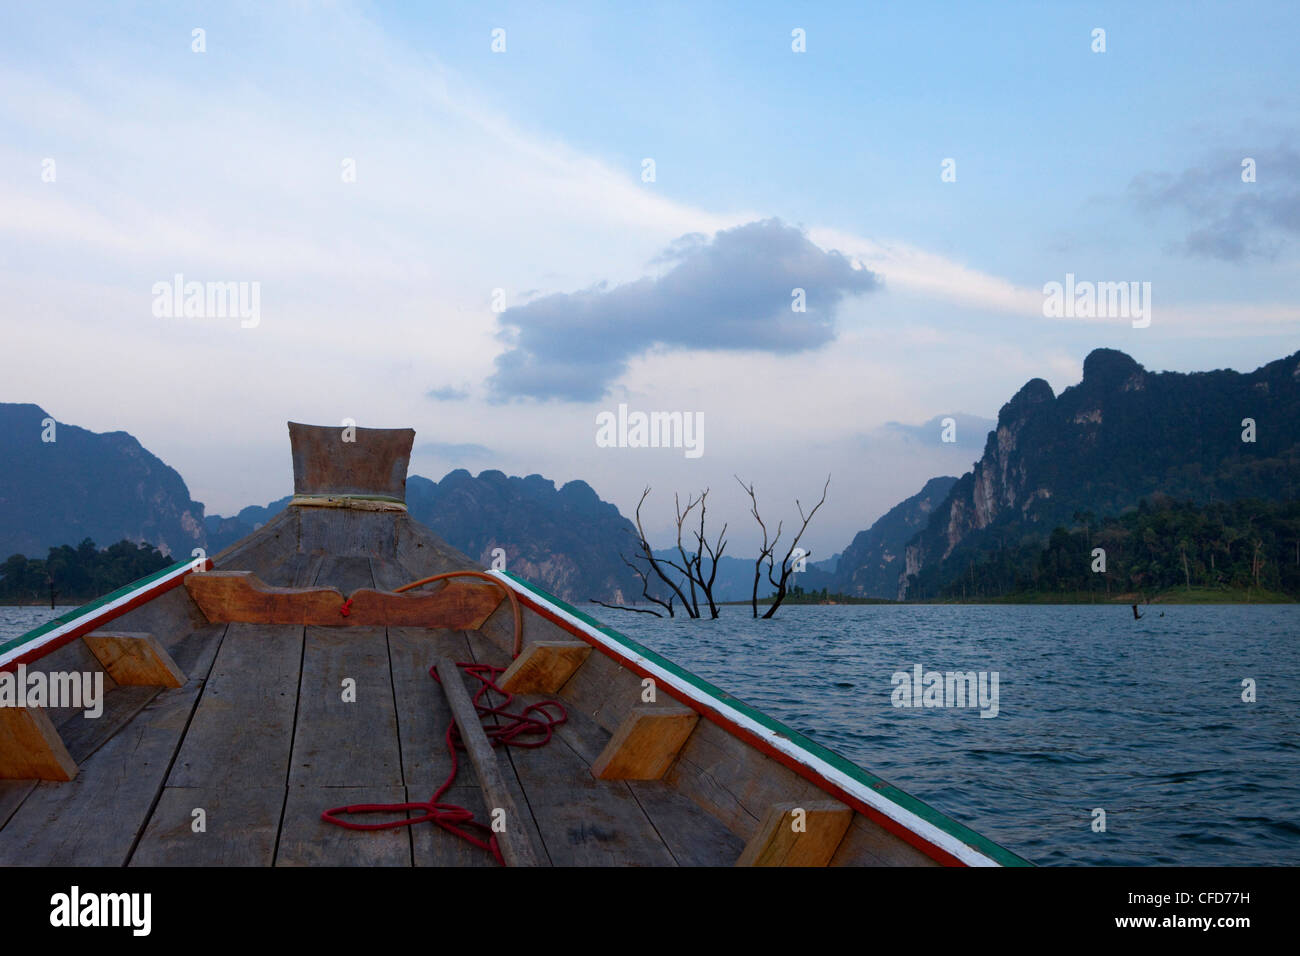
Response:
0,553,747,867
0,623,227,866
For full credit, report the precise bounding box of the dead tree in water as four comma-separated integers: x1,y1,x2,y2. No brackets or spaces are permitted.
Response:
735,474,830,619
592,486,727,618
591,553,676,617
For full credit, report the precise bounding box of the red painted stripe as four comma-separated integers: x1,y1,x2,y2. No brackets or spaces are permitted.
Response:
513,590,968,867
0,562,208,674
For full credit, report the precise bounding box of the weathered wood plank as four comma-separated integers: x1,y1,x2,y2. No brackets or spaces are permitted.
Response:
829,812,940,866
591,703,698,780
387,628,474,793
370,554,415,591
486,604,926,863
394,627,552,865
298,509,394,561
478,598,579,661
185,572,502,628
664,717,827,842
498,641,590,695
289,627,401,788
312,553,375,592
387,627,505,866
186,572,344,624
127,622,295,867
288,422,414,500
268,551,325,590
58,685,161,764
40,639,119,729
99,626,229,799
393,514,480,581
626,781,747,866
409,784,498,867
0,675,209,865
167,623,302,788
344,585,501,628
84,632,186,688
130,786,283,866
435,657,540,867
163,621,229,679
502,734,677,866
459,631,554,865
0,780,36,831
555,643,646,734
106,581,213,655
736,801,853,867
0,624,226,865
480,671,674,867
536,688,738,866
210,506,299,572
0,706,77,781
278,787,411,866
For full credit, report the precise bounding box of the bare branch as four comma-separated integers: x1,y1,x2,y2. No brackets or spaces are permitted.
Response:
762,474,831,618
590,598,663,617
736,475,781,617
634,486,698,617
619,551,675,616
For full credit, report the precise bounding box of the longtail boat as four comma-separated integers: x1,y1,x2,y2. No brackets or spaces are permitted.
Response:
0,424,1029,867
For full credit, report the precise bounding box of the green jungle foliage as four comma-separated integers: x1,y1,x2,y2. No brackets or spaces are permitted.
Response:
916,497,1300,601
0,538,172,603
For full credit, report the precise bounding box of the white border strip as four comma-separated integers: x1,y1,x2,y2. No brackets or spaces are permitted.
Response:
0,562,194,670
491,570,1001,867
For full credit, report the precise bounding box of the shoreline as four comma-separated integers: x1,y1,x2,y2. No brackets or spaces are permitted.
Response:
4,588,1295,610
723,586,1296,607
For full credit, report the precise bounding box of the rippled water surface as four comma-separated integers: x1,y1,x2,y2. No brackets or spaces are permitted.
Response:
608,604,1299,866
0,607,79,643
3,602,1295,865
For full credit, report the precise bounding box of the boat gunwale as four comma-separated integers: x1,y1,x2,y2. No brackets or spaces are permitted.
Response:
491,568,1033,868
0,558,206,671
0,545,1030,868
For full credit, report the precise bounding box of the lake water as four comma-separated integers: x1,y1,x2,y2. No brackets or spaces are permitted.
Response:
3,601,1295,865
0,606,80,643
609,604,1300,866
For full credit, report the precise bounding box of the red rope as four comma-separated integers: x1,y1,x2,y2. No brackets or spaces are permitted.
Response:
320,661,566,865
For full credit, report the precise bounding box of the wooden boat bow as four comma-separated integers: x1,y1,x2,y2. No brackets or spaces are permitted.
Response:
0,422,1030,868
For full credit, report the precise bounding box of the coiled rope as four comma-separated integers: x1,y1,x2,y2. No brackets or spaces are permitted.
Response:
320,570,563,864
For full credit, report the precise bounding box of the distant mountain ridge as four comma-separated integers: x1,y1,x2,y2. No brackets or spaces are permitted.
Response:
407,470,643,602
206,472,646,604
0,404,206,561
9,346,1299,608
831,476,957,598
899,348,1300,598
0,404,643,602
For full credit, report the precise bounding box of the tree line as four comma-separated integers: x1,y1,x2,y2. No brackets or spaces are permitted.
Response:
911,496,1300,601
0,539,172,604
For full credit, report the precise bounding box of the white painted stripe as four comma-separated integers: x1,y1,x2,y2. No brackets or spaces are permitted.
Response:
490,570,1001,867
0,563,194,670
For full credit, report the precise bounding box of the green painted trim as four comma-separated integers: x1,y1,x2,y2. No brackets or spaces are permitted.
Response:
502,570,1032,867
0,559,191,659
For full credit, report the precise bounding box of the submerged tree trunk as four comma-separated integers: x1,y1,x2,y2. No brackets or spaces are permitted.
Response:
598,486,726,620
736,474,830,619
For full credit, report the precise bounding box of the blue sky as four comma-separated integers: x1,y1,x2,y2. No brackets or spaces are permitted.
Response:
1,1,1297,555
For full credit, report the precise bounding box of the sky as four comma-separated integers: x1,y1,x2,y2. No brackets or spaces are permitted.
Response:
1,1,1297,557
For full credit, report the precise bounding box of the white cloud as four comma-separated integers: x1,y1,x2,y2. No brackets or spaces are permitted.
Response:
1,1,1295,536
